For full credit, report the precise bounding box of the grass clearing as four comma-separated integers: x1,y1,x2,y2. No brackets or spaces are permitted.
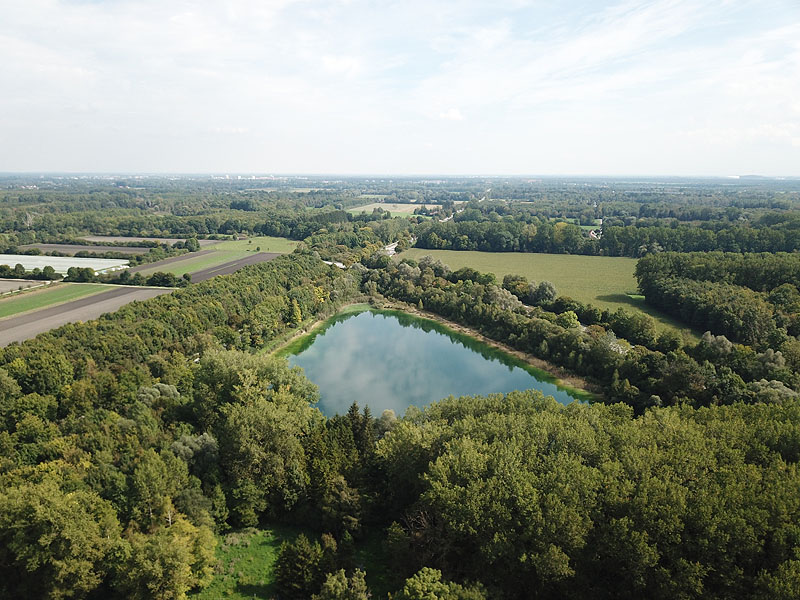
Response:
0,283,110,319
206,236,299,254
192,526,395,600
192,526,301,600
398,248,697,339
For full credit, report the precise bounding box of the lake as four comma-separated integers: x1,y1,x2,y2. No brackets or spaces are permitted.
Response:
282,308,583,416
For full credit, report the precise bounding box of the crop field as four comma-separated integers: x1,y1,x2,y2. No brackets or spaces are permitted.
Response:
399,248,695,337
18,243,152,255
80,235,218,247
134,237,295,278
0,286,171,346
0,254,129,274
0,279,46,294
0,283,110,319
348,202,441,216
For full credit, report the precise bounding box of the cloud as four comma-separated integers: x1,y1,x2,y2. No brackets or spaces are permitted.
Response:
0,0,798,174
438,108,465,121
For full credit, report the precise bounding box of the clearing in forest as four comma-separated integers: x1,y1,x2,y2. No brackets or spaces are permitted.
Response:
347,202,441,216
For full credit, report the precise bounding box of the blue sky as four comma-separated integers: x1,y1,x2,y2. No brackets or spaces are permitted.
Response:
1,0,799,174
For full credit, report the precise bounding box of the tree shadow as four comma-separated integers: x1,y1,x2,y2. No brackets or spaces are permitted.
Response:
235,581,274,599
595,293,644,308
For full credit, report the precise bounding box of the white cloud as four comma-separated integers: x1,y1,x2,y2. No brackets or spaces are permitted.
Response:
438,108,465,121
0,0,798,174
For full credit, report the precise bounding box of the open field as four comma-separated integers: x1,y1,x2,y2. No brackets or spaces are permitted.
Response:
80,235,218,246
191,253,281,282
0,254,128,274
398,248,696,337
0,286,171,346
135,236,295,278
207,235,299,253
0,283,110,319
0,279,47,294
347,202,441,216
135,251,250,278
19,243,151,255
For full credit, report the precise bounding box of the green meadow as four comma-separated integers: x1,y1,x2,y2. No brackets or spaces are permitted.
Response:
398,248,695,338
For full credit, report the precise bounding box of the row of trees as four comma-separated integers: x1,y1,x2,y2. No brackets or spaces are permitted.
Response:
636,252,800,346
412,213,800,256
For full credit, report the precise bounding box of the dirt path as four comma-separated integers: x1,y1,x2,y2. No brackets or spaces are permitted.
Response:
0,287,171,346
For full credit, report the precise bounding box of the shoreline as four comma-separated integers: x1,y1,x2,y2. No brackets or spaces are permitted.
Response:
268,298,603,402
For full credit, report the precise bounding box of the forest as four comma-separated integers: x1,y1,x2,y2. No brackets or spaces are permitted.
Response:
1,176,800,599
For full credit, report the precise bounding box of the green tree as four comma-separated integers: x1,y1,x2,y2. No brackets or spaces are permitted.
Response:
275,534,325,600
0,480,121,599
314,569,371,600
117,516,216,600
392,568,486,600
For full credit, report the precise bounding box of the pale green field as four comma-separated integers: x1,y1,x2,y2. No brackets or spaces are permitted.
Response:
0,283,110,319
206,236,299,253
347,202,440,217
399,248,695,337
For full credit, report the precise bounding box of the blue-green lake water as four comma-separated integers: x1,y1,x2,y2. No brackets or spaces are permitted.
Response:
284,309,582,416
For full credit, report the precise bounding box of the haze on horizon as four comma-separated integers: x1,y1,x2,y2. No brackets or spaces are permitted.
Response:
1,0,799,176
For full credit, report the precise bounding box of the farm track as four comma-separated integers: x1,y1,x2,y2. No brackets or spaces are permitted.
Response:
0,287,171,346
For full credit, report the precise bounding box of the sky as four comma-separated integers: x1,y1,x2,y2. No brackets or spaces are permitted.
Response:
1,0,799,175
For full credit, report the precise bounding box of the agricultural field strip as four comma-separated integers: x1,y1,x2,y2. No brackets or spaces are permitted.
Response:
0,254,129,274
0,279,47,294
190,253,281,282
127,250,217,274
133,237,298,277
0,283,119,321
133,250,251,277
80,235,219,246
0,287,171,346
398,248,692,336
18,243,152,255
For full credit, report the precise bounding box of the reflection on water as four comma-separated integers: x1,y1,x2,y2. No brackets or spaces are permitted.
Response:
286,309,581,416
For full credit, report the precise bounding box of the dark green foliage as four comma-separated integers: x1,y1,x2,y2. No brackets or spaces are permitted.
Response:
377,392,800,600
275,534,327,599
